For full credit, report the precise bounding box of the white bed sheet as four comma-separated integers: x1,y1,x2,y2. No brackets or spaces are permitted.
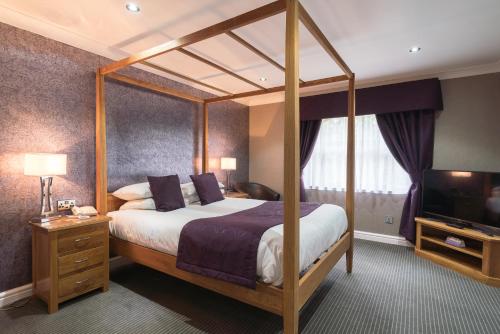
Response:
108,198,347,286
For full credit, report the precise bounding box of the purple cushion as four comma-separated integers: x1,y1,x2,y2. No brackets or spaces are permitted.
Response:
147,175,185,212
190,173,224,205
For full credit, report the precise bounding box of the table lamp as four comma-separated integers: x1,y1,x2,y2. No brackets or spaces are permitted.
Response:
24,153,67,222
220,157,236,192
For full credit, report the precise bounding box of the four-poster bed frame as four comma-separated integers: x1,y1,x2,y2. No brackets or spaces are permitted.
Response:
95,1,355,333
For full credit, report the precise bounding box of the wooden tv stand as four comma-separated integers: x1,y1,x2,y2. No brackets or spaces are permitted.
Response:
415,217,500,287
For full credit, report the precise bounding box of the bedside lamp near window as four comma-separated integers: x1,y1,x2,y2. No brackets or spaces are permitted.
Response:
220,157,236,192
24,153,67,222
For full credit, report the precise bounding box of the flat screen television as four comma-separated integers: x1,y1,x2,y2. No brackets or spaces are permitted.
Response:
422,169,500,231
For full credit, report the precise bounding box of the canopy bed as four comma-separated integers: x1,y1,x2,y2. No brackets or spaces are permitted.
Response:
95,1,355,333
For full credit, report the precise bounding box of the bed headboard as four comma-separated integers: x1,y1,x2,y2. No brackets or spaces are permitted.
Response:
107,193,126,212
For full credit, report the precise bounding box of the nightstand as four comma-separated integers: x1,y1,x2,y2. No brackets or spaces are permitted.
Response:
30,215,111,313
224,191,249,199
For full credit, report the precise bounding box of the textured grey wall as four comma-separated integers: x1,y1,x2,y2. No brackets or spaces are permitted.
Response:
0,22,249,292
434,72,500,172
105,80,249,189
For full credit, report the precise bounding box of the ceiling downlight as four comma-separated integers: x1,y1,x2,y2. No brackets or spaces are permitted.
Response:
126,3,141,13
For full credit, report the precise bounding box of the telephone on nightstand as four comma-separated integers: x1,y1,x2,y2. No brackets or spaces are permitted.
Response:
71,206,98,216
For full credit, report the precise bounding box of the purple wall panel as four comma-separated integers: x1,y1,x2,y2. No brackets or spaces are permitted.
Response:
0,22,249,291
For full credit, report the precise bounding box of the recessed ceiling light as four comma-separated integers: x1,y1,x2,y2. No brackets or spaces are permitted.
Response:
409,46,421,53
259,77,267,82
126,3,141,13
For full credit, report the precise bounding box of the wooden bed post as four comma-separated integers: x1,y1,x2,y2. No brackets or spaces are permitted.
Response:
346,75,356,272
283,0,300,333
202,102,209,173
96,70,108,214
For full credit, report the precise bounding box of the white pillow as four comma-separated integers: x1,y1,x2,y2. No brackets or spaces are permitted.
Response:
180,182,197,197
180,182,224,204
119,198,156,210
120,196,197,209
180,182,199,203
113,182,152,201
114,180,225,202
184,193,200,205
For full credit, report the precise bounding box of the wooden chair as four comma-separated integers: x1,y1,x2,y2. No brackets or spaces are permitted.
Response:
234,182,281,201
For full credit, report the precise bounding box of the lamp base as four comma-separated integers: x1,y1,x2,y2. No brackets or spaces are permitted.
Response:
225,171,233,192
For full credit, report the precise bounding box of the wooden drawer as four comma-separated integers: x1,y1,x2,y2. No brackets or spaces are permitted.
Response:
57,223,106,239
58,246,105,277
58,225,106,254
58,266,103,301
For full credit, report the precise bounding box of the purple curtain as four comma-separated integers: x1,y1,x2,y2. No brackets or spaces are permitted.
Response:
300,120,322,202
300,78,443,120
376,110,435,242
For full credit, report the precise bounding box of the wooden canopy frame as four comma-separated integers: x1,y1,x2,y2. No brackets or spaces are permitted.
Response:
96,1,355,333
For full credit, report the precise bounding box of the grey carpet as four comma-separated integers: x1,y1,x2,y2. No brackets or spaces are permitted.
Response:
2,240,500,334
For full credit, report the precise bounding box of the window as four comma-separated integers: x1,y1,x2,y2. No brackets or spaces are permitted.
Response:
303,114,411,194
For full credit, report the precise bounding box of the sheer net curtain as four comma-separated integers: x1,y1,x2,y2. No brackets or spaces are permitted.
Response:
303,115,411,194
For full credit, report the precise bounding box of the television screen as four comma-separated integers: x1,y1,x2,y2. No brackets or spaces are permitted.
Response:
422,169,500,228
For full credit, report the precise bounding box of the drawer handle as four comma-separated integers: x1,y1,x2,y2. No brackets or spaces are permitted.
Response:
74,257,89,264
75,278,89,285
74,236,91,244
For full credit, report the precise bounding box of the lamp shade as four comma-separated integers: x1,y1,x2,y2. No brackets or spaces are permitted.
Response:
24,153,67,176
220,157,236,170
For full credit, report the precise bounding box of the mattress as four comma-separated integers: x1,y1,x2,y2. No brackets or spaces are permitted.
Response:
107,198,348,286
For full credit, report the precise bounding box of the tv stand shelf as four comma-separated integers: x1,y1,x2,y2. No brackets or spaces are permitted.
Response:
415,217,500,287
420,235,483,259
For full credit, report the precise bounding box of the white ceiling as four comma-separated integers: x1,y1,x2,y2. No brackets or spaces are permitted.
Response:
1,0,500,105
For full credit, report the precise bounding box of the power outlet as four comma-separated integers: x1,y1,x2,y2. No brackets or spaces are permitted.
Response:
57,199,76,212
384,216,394,225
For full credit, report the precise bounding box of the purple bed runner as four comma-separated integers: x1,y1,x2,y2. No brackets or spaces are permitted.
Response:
176,201,321,288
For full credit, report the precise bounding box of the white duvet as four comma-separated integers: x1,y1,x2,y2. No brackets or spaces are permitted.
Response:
107,198,347,286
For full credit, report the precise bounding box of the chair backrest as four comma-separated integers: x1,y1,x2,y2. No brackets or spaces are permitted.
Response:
234,182,281,201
